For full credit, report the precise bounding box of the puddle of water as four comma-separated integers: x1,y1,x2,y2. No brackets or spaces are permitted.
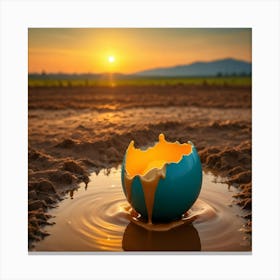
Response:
33,167,251,252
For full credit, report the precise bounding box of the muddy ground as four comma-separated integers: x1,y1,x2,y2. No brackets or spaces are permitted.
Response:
28,85,251,248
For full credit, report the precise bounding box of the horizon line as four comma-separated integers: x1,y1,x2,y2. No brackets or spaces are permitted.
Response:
28,57,252,75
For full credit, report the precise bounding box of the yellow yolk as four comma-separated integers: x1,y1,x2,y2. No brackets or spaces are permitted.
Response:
125,133,192,177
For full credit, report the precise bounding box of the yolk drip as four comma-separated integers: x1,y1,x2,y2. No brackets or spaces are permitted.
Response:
125,133,192,177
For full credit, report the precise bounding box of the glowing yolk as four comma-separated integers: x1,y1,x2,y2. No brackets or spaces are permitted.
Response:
125,134,192,177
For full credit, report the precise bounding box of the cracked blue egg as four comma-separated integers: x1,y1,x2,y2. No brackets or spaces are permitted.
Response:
121,134,203,223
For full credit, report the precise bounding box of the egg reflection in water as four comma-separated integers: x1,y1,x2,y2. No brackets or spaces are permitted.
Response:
121,133,203,224
33,165,251,252
122,221,201,251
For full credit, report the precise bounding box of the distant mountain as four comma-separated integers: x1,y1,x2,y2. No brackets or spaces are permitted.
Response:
133,58,251,77
28,58,252,79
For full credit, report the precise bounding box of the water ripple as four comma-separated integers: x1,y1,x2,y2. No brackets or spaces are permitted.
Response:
34,167,250,251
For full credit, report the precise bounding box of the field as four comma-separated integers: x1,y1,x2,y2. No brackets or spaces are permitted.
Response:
28,76,251,87
28,83,252,249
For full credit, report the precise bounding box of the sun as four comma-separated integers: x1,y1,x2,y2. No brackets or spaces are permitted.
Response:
108,55,115,63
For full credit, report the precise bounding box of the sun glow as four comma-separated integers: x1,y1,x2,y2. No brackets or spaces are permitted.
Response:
108,55,115,63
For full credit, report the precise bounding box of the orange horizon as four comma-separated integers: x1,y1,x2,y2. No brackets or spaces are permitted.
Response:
28,28,252,74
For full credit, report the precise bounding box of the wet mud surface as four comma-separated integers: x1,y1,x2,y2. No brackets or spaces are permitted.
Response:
28,85,251,248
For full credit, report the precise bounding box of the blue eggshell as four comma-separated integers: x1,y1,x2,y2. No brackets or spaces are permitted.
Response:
121,144,203,223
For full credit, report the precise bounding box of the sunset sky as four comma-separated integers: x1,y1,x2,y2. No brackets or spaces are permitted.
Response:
28,28,251,74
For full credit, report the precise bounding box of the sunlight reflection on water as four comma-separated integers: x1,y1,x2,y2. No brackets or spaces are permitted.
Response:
34,166,251,252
